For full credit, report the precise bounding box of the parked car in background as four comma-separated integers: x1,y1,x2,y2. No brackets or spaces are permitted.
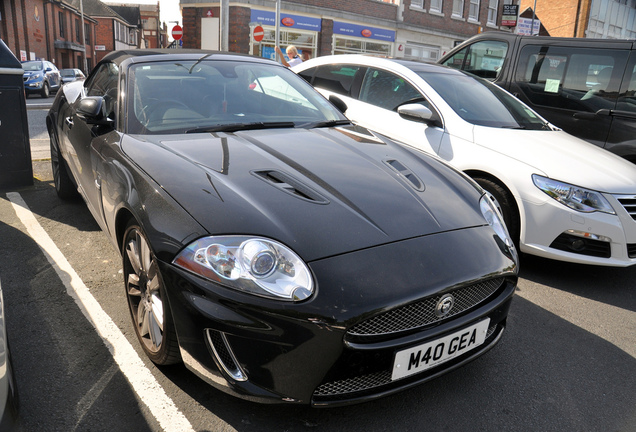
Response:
59,68,85,84
294,55,636,267
47,49,518,406
0,278,19,429
21,60,61,98
439,32,636,163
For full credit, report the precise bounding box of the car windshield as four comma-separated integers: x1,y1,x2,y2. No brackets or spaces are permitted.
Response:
127,59,346,134
416,70,550,130
60,70,75,77
22,61,43,71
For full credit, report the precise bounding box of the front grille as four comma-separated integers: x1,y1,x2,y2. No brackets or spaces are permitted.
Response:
314,324,499,398
347,278,504,337
616,196,636,221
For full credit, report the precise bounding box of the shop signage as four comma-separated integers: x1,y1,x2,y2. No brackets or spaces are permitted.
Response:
501,4,518,27
515,17,541,35
250,10,321,31
333,21,395,42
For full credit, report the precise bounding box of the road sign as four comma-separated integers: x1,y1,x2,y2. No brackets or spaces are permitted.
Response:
253,25,264,42
171,25,183,41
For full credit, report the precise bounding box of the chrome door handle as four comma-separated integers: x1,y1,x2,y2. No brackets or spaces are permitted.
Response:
65,117,74,128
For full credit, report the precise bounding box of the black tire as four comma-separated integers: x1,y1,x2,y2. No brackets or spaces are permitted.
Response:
123,222,181,365
50,131,79,200
473,177,520,248
41,82,50,98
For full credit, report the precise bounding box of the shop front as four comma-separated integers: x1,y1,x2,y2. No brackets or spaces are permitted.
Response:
249,10,320,62
332,22,395,57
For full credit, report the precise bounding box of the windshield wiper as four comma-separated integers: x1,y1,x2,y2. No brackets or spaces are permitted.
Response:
186,122,296,134
302,119,351,129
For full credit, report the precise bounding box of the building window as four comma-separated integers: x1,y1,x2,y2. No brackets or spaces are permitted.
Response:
430,0,443,12
487,0,498,25
85,23,91,45
333,36,392,57
59,12,65,38
76,19,80,42
469,0,480,21
453,0,465,17
411,0,425,8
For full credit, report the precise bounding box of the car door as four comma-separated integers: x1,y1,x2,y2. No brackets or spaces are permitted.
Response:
607,53,636,161
348,67,444,155
508,44,629,149
65,62,119,227
45,61,60,88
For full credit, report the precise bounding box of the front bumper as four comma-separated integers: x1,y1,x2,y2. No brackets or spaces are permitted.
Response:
521,192,636,267
162,226,518,405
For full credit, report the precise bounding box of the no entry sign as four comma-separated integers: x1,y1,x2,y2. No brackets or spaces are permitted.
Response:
253,25,264,42
171,25,183,41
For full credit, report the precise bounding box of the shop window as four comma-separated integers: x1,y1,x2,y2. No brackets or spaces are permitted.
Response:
405,43,440,62
333,37,391,56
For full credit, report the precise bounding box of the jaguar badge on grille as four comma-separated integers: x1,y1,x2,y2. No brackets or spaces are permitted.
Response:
435,294,455,318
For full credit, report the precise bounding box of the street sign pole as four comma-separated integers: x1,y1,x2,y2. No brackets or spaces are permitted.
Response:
275,0,281,62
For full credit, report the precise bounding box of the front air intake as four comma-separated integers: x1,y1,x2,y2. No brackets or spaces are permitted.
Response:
206,329,247,382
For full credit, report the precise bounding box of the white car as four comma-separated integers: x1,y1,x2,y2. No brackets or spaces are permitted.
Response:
294,55,636,267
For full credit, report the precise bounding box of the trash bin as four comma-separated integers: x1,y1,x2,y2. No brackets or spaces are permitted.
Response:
0,38,33,189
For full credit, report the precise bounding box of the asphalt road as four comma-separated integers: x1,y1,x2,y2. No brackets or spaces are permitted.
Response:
0,107,634,431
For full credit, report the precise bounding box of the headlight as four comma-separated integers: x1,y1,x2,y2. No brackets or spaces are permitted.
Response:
480,194,514,250
532,174,615,214
173,236,314,301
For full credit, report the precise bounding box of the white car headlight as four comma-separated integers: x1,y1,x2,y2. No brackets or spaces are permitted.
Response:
480,194,514,250
173,236,314,301
532,175,615,214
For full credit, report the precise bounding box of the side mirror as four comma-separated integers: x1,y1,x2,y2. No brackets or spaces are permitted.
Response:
398,103,441,127
329,95,348,114
77,96,114,127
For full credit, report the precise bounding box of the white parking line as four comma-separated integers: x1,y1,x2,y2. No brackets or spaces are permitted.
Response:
7,192,194,432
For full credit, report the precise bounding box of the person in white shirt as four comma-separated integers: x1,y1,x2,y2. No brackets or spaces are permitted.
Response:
275,45,303,68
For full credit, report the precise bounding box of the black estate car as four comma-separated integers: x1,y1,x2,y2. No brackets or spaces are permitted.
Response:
47,49,517,406
440,31,636,163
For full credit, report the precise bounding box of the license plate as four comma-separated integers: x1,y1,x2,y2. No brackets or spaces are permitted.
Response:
392,318,490,380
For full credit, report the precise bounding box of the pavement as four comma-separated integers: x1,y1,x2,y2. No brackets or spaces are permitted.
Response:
27,100,52,161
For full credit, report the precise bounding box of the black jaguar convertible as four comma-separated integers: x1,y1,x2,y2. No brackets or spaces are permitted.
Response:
46,49,517,406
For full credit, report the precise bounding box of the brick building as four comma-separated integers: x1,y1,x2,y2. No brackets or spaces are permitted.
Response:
180,0,521,62
518,0,636,39
1,0,98,72
88,2,141,63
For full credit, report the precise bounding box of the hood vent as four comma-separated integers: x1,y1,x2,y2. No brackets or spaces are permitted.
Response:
384,159,425,192
252,170,330,204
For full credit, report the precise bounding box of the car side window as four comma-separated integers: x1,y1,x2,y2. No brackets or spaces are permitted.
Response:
515,46,628,113
616,59,636,114
86,63,119,119
308,64,364,97
441,40,508,81
359,68,424,111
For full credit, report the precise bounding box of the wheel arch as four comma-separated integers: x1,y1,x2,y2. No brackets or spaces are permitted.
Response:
463,169,525,240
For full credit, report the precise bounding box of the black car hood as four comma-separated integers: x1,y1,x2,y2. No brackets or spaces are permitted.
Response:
122,126,486,261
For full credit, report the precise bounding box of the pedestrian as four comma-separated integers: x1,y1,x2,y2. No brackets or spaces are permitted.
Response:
275,45,303,68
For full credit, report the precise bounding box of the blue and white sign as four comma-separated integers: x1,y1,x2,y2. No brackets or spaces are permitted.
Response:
333,21,395,42
250,10,321,31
